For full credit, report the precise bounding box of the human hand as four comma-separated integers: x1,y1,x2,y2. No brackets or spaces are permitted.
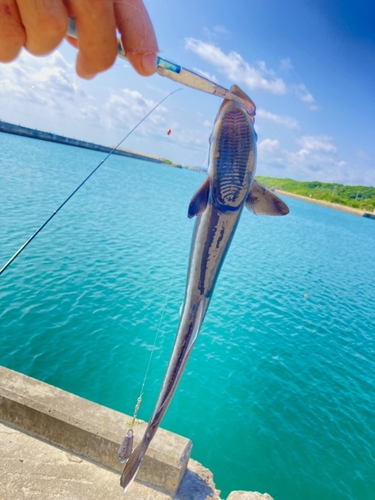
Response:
0,0,159,78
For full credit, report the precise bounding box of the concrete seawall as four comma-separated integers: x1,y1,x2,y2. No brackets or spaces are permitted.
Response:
0,366,191,496
0,120,206,172
0,366,274,499
0,120,165,164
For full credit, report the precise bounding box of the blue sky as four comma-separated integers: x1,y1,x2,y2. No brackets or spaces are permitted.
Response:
0,0,374,185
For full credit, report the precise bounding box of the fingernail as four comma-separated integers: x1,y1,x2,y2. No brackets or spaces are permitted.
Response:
76,54,96,80
82,73,96,80
140,53,157,75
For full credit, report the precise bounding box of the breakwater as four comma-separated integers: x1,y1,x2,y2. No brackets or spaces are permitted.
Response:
0,366,273,500
0,120,206,172
0,120,165,165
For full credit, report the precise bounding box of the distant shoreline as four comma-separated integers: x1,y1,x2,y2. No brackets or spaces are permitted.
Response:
0,120,202,172
1,120,373,219
0,120,166,164
275,189,375,219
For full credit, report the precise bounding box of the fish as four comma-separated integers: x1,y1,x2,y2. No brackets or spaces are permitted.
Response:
120,84,289,491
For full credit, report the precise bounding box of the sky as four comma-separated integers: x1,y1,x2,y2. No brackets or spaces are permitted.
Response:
0,0,374,186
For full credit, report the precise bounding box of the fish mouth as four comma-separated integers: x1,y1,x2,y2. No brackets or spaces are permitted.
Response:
214,98,241,124
214,85,256,124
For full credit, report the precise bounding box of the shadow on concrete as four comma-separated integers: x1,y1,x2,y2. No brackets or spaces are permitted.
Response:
176,467,219,499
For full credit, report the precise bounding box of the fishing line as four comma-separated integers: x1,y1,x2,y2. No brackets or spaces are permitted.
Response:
119,217,189,462
130,217,189,421
0,87,182,276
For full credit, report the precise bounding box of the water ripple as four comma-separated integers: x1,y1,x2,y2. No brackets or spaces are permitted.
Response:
1,134,375,500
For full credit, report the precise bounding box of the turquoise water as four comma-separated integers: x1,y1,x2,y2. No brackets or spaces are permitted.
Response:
1,133,374,500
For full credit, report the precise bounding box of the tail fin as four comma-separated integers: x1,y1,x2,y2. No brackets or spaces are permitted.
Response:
120,443,144,492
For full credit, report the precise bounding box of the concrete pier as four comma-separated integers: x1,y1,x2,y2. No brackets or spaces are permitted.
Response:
0,366,192,495
0,121,164,164
0,366,273,499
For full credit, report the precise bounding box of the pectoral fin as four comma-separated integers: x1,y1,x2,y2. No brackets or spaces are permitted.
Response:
246,180,289,216
188,177,210,218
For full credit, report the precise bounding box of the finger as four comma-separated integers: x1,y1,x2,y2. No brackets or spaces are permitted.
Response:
65,0,118,79
0,0,26,61
114,0,158,76
126,51,157,76
16,0,68,56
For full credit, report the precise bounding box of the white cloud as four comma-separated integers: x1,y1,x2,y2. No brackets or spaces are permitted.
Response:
80,104,101,122
257,139,289,173
192,67,218,83
259,138,280,152
293,84,317,109
280,58,293,71
357,149,371,161
203,25,231,39
297,135,337,154
258,139,281,158
256,135,353,183
185,39,319,109
103,88,168,134
0,51,176,139
196,112,212,129
256,61,276,76
103,90,209,150
213,25,231,36
284,149,345,179
185,38,287,95
257,108,300,129
0,50,191,152
174,128,206,147
0,50,85,116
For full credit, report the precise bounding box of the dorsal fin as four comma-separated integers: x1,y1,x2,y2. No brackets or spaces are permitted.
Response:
245,180,289,216
188,177,210,218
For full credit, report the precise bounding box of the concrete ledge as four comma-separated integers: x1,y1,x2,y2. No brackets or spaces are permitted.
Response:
0,121,164,164
0,366,192,495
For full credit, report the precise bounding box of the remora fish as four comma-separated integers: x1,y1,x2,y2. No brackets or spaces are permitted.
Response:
120,85,289,491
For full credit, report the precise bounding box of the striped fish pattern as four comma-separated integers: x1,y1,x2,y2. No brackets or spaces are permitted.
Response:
120,85,289,492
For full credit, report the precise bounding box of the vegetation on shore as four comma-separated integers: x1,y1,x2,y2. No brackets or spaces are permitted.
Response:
256,177,375,212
